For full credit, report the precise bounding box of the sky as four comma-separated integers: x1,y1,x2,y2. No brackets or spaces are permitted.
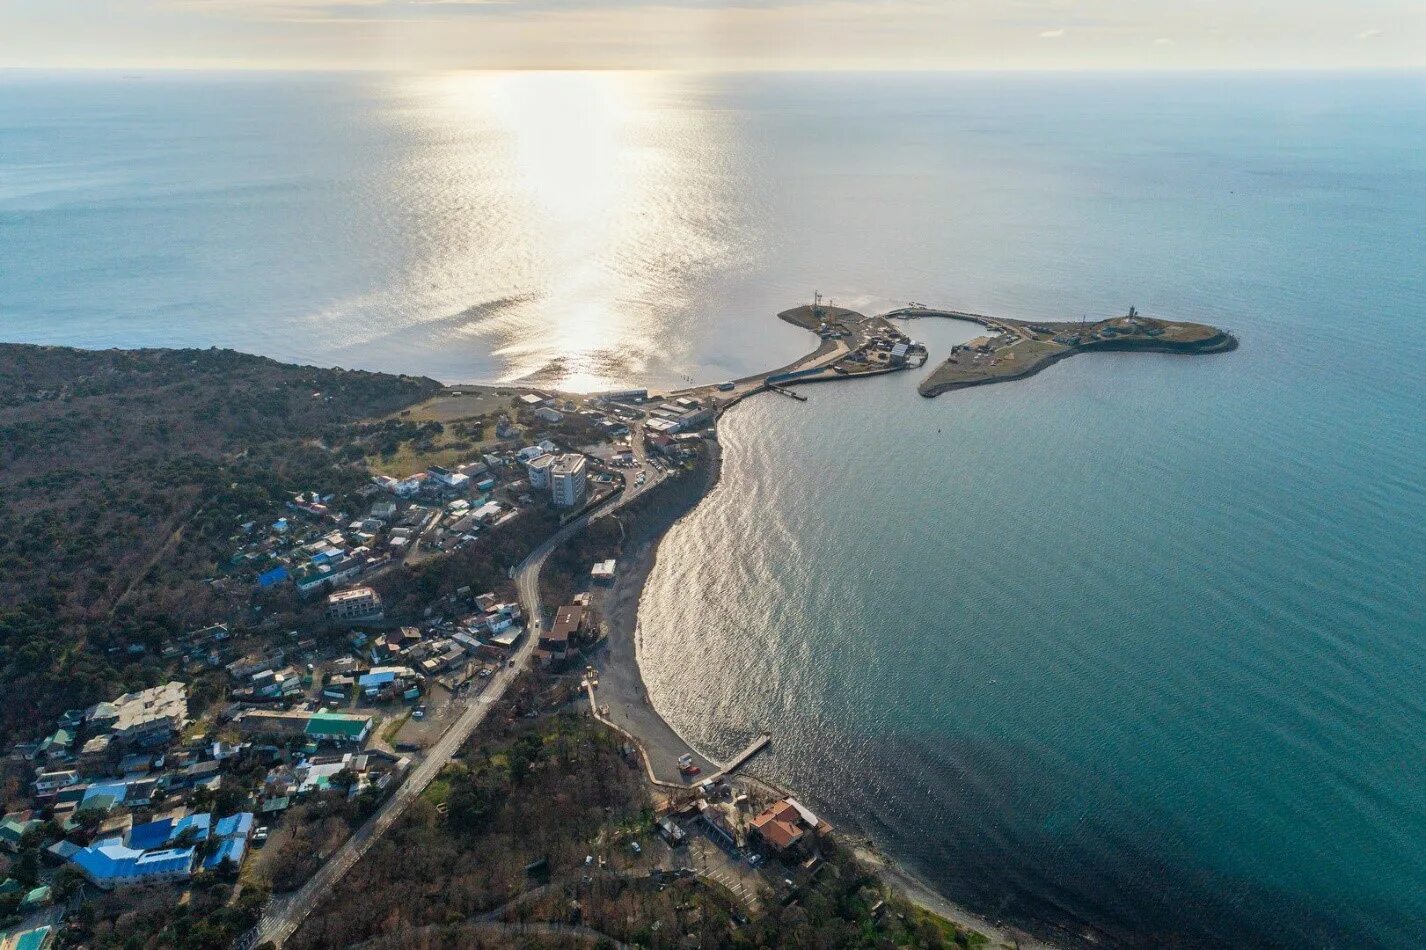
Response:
1,0,1423,71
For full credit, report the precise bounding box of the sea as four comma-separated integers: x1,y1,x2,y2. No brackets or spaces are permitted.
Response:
3,70,1425,947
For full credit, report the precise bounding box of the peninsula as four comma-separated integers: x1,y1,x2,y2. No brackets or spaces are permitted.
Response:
898,306,1238,398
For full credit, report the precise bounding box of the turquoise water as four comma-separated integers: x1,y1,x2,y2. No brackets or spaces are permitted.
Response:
4,71,1426,946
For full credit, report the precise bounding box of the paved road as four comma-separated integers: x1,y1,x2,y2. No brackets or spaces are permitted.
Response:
244,463,664,949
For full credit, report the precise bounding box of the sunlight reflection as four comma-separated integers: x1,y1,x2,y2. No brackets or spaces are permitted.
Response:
420,70,682,390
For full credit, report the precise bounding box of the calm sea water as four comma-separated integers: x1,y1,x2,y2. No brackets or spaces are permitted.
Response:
4,71,1426,947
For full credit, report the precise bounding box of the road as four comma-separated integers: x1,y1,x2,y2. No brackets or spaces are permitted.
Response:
244,454,666,949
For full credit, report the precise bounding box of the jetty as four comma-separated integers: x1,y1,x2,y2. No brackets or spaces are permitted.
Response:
707,733,772,783
766,383,809,401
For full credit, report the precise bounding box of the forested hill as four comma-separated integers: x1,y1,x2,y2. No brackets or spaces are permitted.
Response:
0,344,442,742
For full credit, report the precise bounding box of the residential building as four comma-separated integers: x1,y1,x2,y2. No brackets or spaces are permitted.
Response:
750,797,827,852
326,587,383,622
525,453,555,489
99,682,187,747
591,559,617,584
550,454,588,508
538,603,585,666
427,466,470,490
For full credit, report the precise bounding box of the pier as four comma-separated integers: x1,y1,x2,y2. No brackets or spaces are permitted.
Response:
707,733,772,782
766,383,809,402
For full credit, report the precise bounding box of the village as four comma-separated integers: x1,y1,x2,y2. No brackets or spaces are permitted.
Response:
0,382,848,950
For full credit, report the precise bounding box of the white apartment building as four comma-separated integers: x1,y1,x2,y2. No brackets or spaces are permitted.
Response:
550,454,587,509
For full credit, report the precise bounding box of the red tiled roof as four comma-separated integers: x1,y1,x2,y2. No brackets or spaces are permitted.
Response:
751,800,806,850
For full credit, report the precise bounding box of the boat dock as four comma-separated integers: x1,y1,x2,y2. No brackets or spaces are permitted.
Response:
708,733,772,782
766,383,809,401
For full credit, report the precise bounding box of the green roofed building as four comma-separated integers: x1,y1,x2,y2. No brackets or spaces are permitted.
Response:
303,713,371,745
19,885,50,911
0,817,41,852
9,924,55,950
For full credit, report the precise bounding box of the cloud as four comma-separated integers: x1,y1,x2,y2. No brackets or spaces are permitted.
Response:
1356,28,1382,40
1038,28,1064,38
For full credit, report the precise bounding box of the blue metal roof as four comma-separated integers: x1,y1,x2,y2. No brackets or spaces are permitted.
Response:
214,812,254,839
202,837,247,871
127,818,174,851
72,841,194,885
358,670,396,687
258,565,289,588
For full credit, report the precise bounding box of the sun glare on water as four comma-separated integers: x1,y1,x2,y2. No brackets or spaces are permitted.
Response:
397,70,732,391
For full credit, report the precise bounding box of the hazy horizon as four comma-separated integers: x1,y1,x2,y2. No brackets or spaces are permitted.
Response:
3,0,1423,72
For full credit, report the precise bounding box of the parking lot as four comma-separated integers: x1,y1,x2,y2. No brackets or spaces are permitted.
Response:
675,823,767,915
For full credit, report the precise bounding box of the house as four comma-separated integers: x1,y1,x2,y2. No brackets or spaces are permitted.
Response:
203,812,255,872
326,587,383,622
78,734,113,774
591,559,617,584
257,565,290,588
33,770,79,797
750,798,827,853
0,815,41,852
538,604,585,667
358,666,414,693
18,886,50,913
38,728,74,760
697,801,739,847
427,466,470,490
519,392,547,407
393,473,428,497
657,816,687,846
306,713,371,744
550,454,588,508
535,406,563,424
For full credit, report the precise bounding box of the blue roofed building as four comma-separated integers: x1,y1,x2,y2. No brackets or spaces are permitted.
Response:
257,565,289,588
213,812,253,839
71,839,195,888
203,811,254,873
202,837,247,872
127,812,211,851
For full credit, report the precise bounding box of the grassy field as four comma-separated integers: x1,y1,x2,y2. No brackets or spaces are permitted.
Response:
364,390,521,476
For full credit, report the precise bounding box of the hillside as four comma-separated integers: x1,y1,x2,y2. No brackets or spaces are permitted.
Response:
0,343,442,743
